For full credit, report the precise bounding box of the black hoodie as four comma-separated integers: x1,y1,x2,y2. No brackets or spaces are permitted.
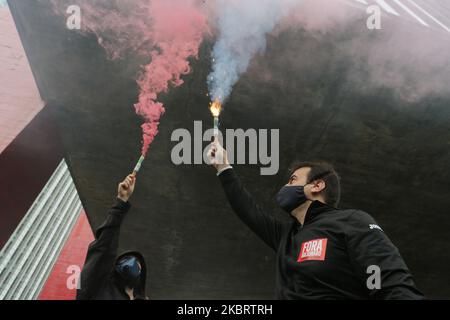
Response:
76,199,148,300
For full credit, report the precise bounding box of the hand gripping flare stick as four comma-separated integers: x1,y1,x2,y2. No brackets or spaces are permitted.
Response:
122,155,144,190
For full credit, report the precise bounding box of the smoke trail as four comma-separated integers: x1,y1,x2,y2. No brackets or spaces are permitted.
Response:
50,0,208,155
132,0,208,155
207,0,450,104
207,0,300,104
276,0,450,102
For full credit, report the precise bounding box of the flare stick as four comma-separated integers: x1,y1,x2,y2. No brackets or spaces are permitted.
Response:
133,155,145,175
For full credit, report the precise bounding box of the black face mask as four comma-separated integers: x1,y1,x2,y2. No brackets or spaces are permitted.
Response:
276,184,310,213
115,256,141,289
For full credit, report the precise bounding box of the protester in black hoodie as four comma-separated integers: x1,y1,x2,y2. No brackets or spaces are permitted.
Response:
76,174,148,300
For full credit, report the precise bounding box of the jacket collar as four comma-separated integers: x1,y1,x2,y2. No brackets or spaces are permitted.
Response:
302,200,337,225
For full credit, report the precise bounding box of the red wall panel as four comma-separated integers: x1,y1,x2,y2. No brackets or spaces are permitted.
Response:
0,6,44,153
38,210,94,300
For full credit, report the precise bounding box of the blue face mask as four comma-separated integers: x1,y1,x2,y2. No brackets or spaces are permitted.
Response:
115,256,141,288
276,184,309,213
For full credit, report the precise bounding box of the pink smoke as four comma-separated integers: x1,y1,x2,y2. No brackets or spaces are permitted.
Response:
50,0,208,156
134,0,208,155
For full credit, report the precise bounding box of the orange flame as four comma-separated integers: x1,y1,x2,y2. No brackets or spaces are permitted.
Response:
209,99,222,117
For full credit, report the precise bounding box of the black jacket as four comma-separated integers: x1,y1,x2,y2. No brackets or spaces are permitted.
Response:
76,199,147,300
219,168,424,300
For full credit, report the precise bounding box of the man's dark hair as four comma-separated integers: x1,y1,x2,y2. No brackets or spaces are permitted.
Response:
289,161,341,207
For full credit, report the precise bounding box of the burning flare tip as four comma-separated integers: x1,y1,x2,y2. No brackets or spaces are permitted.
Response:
209,99,222,117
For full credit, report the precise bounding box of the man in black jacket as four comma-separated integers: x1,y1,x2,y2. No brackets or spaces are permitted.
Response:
76,174,148,300
207,139,424,299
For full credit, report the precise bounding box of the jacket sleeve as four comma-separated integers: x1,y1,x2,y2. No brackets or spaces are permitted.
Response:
345,210,424,300
218,168,288,251
76,199,130,300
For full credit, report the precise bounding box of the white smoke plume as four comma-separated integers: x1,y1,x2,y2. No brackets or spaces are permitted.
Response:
207,0,302,104
208,0,450,103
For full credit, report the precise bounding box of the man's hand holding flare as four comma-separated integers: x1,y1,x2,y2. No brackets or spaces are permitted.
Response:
207,137,230,173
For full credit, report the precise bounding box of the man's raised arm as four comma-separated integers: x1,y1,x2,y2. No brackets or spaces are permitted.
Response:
207,139,288,250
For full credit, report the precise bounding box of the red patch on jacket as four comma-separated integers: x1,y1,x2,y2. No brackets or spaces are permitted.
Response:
297,238,328,263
